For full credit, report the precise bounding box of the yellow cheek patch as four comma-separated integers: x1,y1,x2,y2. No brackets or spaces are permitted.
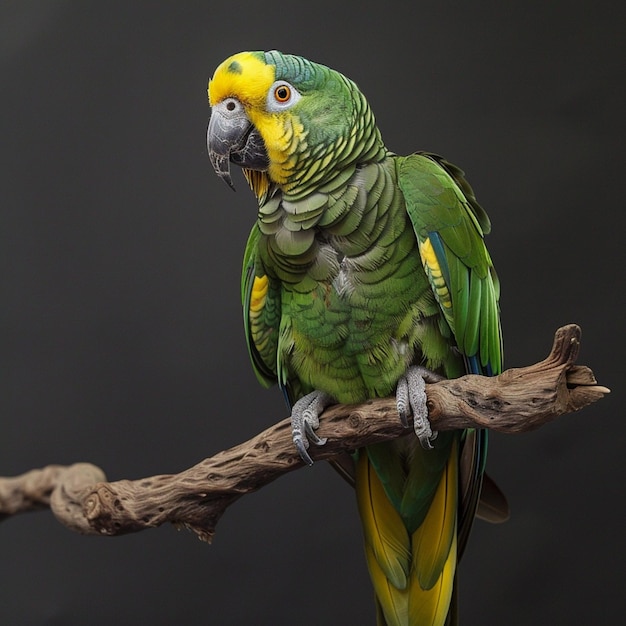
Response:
248,113,307,185
419,237,452,309
208,52,275,107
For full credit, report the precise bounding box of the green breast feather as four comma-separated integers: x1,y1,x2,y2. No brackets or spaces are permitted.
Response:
242,153,502,402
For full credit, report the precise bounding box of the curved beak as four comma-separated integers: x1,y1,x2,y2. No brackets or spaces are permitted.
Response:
207,99,268,190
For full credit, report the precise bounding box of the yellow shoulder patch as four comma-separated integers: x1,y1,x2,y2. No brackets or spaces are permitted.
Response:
419,237,452,310
250,274,269,313
248,273,274,358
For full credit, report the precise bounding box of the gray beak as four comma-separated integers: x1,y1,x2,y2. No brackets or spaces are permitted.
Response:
207,98,268,190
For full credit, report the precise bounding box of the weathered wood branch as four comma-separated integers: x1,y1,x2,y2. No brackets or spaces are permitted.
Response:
0,324,609,542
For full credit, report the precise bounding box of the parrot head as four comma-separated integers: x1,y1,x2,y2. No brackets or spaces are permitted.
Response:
207,50,385,201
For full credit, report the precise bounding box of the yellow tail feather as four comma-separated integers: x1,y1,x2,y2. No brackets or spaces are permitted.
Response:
356,452,411,590
408,532,457,626
411,441,458,590
356,443,459,626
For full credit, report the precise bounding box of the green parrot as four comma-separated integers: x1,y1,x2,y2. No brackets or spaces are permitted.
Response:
207,50,503,626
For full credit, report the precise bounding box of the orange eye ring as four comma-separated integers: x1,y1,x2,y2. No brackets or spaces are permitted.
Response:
274,84,291,103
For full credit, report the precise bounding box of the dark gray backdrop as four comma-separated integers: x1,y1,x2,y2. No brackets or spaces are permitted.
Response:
1,2,623,624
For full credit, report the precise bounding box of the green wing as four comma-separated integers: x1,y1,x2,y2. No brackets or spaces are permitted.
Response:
241,224,280,388
397,152,502,377
397,152,503,556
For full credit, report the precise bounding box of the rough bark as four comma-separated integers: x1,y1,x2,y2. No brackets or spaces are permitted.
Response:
0,324,609,542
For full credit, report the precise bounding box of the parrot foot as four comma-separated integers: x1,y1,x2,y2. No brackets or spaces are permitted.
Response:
396,366,443,450
291,390,333,466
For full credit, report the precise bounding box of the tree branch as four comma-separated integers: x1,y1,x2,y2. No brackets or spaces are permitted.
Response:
0,324,609,542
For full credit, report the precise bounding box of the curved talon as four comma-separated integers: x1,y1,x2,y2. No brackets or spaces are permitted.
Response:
293,435,314,466
413,412,436,450
304,420,327,446
396,366,441,449
290,391,332,465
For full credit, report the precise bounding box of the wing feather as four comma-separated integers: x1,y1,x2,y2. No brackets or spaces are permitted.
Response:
397,152,504,563
397,153,502,375
241,224,280,387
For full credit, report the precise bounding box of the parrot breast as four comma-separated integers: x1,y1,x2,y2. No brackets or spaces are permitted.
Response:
255,159,441,404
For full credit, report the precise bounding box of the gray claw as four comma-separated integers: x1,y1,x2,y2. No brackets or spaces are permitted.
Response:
293,436,314,466
304,419,327,446
396,366,443,449
291,391,332,465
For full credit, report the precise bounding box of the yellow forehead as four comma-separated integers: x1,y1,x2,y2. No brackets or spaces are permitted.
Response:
208,52,276,107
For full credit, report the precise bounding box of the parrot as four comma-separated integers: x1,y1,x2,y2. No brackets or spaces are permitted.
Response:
207,50,504,626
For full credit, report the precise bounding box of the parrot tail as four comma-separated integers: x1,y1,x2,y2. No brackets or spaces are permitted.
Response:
356,442,459,626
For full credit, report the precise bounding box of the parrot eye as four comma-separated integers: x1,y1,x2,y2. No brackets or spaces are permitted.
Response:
266,80,301,112
274,85,291,102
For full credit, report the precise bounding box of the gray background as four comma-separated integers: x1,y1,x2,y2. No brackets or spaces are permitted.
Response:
1,1,623,624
